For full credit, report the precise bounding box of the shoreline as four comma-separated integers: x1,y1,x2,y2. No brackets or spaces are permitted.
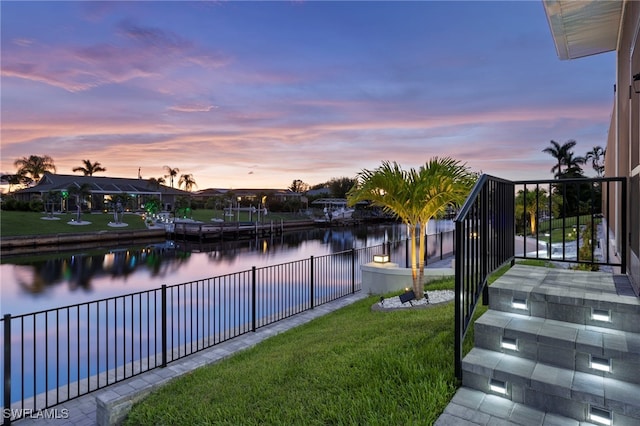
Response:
0,228,168,257
0,219,368,257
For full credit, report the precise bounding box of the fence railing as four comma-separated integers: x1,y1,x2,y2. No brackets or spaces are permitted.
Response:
513,177,626,272
454,175,515,379
0,246,370,424
453,175,627,380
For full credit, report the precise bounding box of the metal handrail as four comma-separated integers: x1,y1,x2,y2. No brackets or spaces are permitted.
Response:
453,175,627,380
454,175,515,380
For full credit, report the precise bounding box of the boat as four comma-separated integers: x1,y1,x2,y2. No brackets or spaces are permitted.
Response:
311,198,355,224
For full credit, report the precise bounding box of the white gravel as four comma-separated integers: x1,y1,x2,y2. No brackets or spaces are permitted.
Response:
376,290,454,310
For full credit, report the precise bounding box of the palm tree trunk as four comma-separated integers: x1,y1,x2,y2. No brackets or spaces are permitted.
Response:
530,213,537,235
409,225,418,291
416,221,426,299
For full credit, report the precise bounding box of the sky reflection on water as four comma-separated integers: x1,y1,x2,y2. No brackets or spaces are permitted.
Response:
1,224,408,316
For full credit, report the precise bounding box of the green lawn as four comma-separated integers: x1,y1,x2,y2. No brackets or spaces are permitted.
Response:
0,209,312,238
125,276,492,426
0,210,148,237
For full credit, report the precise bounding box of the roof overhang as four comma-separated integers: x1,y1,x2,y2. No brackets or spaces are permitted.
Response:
543,0,623,60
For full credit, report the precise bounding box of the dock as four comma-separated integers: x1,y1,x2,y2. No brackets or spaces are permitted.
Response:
168,219,316,241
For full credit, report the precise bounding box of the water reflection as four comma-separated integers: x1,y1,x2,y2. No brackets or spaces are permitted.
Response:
1,224,409,315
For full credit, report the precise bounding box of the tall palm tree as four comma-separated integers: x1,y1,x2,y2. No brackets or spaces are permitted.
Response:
585,145,606,177
72,159,106,176
542,139,577,178
560,151,586,178
178,174,197,192
13,155,56,183
163,166,179,188
347,157,474,299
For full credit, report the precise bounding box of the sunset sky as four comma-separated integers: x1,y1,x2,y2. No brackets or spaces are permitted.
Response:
1,1,615,191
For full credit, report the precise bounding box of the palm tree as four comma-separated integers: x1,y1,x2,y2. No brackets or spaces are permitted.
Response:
147,177,166,190
516,188,548,235
585,146,606,177
347,157,474,299
13,155,56,183
163,166,180,188
559,151,586,178
542,139,577,178
72,159,106,176
68,183,92,222
178,174,197,192
1,172,29,193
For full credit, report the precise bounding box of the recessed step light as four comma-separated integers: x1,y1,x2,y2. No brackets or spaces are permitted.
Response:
590,356,611,373
589,406,611,425
591,308,611,322
500,337,518,351
489,378,507,395
511,298,527,310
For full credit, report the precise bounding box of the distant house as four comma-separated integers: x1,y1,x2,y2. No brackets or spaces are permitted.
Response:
192,188,303,205
12,172,189,212
305,187,331,198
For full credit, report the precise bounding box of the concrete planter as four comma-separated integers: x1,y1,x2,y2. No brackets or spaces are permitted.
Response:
361,262,454,295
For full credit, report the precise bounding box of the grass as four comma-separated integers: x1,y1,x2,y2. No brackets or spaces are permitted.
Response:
125,272,507,426
537,214,601,237
0,210,148,237
0,209,312,238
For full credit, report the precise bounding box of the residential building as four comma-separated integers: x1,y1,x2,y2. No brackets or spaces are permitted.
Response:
544,0,639,291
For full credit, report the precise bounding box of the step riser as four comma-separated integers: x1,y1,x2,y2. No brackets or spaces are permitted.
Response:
462,369,640,426
474,321,640,383
488,289,640,333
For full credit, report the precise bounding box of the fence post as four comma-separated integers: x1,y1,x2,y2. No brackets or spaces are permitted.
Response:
3,314,11,425
440,232,444,260
351,248,355,294
310,256,315,309
481,186,490,306
405,238,409,269
161,285,167,368
252,267,257,332
454,221,463,380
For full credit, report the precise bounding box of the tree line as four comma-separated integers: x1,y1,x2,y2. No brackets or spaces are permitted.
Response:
516,139,607,236
2,155,198,192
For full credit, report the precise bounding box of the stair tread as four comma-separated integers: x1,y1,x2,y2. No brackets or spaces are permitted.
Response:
435,387,599,426
463,348,640,410
490,265,640,314
476,309,640,355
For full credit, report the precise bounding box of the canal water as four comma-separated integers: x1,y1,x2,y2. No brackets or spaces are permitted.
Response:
1,223,423,317
0,220,457,317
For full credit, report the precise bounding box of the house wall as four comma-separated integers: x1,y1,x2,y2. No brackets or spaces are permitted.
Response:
613,1,640,291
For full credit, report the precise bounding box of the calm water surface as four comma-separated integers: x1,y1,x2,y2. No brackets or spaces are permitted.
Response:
1,223,419,316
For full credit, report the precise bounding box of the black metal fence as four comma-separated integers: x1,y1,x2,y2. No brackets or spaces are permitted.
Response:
0,248,362,424
453,175,627,380
0,230,457,425
454,175,515,379
514,177,627,272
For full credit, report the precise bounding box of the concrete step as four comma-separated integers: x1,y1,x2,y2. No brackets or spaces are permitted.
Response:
474,309,640,383
435,387,601,426
488,265,640,333
461,347,640,426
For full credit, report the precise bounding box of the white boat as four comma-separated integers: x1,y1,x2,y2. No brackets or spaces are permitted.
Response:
324,206,354,221
312,198,355,223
